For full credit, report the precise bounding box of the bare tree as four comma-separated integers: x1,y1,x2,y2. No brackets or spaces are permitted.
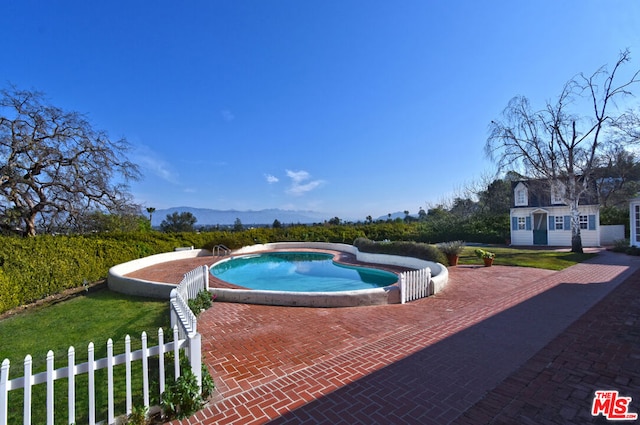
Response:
594,146,640,208
486,50,640,252
0,86,140,236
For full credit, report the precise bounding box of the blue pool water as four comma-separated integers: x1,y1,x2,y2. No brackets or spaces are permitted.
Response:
210,252,398,292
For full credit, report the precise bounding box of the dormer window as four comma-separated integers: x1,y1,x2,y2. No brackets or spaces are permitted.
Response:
514,183,528,206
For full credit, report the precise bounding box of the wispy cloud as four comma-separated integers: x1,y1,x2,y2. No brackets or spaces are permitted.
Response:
265,174,279,184
221,109,235,122
132,145,179,184
285,169,325,196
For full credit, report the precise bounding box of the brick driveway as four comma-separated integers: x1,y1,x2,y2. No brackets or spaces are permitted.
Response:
144,250,640,424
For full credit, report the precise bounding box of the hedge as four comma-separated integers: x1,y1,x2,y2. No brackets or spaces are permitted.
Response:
353,238,447,264
0,220,500,314
0,232,216,314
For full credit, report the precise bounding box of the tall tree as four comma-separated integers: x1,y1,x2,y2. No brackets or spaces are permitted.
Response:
486,50,640,252
0,86,140,236
477,178,512,215
160,211,197,232
146,207,156,222
594,146,640,208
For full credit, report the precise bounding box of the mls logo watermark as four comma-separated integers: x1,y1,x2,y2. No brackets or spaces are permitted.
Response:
592,390,638,421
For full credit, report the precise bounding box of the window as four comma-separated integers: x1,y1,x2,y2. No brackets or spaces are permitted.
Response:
555,216,564,230
579,215,588,230
514,183,528,206
518,217,526,230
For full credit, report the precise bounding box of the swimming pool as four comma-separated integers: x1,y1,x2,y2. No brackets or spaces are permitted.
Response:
211,252,398,292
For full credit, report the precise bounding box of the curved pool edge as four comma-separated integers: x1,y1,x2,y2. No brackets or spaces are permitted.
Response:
107,242,449,307
229,242,449,299
211,242,448,307
108,248,212,299
211,285,400,308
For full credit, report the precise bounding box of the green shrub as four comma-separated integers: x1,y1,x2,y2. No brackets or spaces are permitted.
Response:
436,240,465,256
474,248,496,259
122,405,149,425
159,352,215,420
353,238,447,264
626,246,640,256
0,232,225,314
187,290,215,316
611,239,630,253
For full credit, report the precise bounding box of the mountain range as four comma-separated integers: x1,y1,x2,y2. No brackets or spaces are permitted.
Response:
149,207,332,227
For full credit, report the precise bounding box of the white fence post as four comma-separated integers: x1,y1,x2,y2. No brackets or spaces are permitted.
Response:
173,326,180,379
46,350,54,425
189,332,202,388
68,347,75,425
142,332,149,409
107,339,114,425
125,335,132,415
24,355,32,425
203,265,209,291
88,342,95,425
400,273,406,304
0,359,9,425
170,289,178,331
158,328,166,399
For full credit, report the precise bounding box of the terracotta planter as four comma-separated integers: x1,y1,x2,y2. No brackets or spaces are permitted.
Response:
447,254,459,266
483,257,494,267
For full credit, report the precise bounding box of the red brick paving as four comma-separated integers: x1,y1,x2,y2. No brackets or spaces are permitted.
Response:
131,250,640,424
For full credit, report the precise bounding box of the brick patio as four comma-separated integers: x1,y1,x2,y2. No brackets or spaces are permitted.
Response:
136,249,640,424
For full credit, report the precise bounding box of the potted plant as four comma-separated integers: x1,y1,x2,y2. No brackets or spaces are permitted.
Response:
437,240,465,266
475,248,496,267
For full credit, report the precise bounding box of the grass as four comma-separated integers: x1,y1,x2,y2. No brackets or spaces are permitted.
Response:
457,246,597,270
0,288,170,425
0,245,595,422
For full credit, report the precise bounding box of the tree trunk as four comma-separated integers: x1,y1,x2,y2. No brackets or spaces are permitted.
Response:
25,215,37,237
571,232,583,253
569,198,583,254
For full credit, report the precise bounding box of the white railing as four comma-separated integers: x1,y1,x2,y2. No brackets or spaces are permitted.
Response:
0,327,186,425
168,265,209,388
399,267,432,304
177,265,209,301
212,244,231,257
0,265,210,425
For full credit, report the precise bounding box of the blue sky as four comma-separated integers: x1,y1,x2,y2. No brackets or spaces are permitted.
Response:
2,1,639,221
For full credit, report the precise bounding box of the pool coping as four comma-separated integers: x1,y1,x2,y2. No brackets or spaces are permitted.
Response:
108,242,449,307
212,242,447,307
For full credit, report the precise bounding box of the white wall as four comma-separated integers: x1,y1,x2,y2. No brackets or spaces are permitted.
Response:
600,225,625,246
108,249,211,298
108,243,449,301
511,205,601,247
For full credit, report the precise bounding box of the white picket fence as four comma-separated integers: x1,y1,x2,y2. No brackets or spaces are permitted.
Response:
176,265,210,303
0,264,210,425
399,267,432,304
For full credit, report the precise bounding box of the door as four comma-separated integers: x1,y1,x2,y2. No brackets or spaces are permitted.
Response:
533,213,548,245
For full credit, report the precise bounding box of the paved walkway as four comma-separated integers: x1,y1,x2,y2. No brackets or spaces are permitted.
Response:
151,249,640,424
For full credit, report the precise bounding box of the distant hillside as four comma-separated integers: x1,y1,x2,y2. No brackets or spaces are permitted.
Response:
376,211,416,221
149,207,330,227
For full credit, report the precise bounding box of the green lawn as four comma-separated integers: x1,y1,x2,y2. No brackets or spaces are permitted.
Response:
457,246,597,270
0,289,170,425
0,246,595,423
